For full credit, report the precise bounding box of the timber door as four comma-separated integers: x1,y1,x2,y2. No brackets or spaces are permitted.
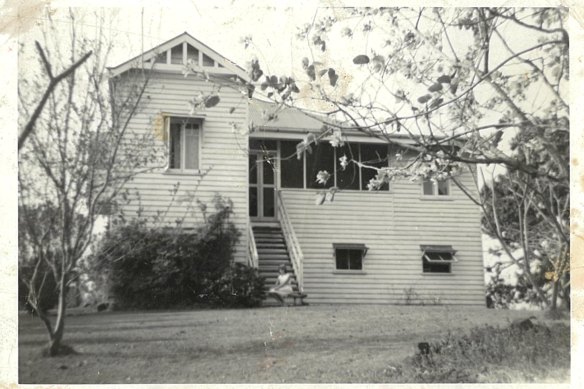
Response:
249,151,277,221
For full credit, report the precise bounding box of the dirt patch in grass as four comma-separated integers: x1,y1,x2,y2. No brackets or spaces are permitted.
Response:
18,305,569,384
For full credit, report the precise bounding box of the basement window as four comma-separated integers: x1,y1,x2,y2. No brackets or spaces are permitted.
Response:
333,243,368,271
421,245,458,273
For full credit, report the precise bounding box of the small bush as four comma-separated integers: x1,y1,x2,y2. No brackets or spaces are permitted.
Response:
205,263,266,308
385,322,570,383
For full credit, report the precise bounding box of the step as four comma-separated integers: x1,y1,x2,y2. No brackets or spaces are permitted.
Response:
256,238,286,243
259,270,297,277
253,227,282,231
257,248,288,255
256,243,287,250
254,235,284,240
259,255,290,267
258,257,292,264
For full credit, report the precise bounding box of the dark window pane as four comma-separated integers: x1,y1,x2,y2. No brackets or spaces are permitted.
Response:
306,142,335,189
336,249,348,270
360,143,389,190
170,44,183,64
263,188,275,217
336,249,363,270
250,139,277,151
280,140,304,188
348,250,363,270
170,123,181,168
336,144,359,190
262,156,275,185
422,253,452,273
423,180,434,195
187,44,199,65
437,180,449,196
249,154,258,184
249,187,258,217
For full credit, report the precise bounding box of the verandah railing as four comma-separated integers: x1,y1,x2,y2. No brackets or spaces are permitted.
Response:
276,190,304,292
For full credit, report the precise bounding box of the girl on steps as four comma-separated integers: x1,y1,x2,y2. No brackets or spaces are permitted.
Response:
268,264,293,306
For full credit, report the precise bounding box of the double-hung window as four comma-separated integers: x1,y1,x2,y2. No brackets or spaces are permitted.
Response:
422,179,450,196
168,117,201,172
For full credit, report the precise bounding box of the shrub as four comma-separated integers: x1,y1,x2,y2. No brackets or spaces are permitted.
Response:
205,263,266,308
90,195,250,309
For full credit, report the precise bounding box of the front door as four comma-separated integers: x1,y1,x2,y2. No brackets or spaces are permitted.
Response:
249,151,277,220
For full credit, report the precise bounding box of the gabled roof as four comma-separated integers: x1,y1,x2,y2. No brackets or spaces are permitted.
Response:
108,32,249,80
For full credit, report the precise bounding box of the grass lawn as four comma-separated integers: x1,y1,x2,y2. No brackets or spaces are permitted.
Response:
18,305,569,384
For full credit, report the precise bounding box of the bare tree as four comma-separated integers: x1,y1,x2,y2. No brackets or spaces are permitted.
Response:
18,9,159,356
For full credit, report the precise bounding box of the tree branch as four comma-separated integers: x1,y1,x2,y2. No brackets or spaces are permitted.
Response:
18,43,92,150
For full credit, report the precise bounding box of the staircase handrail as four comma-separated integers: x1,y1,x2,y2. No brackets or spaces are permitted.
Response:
248,223,259,269
276,190,304,292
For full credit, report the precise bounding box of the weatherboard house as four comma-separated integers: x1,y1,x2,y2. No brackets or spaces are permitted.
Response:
108,32,485,305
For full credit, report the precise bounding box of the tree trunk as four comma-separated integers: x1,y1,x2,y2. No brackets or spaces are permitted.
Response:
550,279,559,311
47,274,68,356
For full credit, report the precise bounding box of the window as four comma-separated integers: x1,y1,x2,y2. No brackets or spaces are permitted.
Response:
336,144,360,190
360,143,389,190
276,139,390,191
334,243,368,271
306,142,335,189
422,179,450,196
168,118,201,171
280,140,304,188
421,245,458,273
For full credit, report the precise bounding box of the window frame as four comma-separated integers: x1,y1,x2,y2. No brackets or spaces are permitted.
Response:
421,178,451,197
276,139,391,192
333,243,368,272
166,116,203,174
420,245,458,274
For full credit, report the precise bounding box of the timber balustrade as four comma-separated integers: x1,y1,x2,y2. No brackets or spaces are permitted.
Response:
248,223,259,269
276,190,304,292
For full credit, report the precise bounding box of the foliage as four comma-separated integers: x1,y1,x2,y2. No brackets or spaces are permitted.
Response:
92,195,246,309
205,262,266,308
386,322,570,383
481,166,569,309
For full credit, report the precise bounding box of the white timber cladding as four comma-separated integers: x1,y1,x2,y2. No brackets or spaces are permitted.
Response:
117,71,249,263
280,166,485,305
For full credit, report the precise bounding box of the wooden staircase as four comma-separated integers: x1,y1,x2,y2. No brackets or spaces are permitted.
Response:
252,224,301,305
